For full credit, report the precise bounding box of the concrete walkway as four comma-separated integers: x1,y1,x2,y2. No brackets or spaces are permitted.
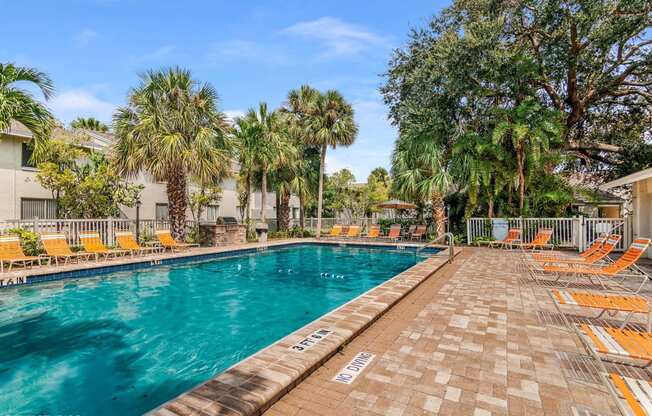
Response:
264,248,619,416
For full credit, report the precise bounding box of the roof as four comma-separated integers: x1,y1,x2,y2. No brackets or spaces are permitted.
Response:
600,168,652,189
573,189,624,205
2,120,114,152
2,120,33,139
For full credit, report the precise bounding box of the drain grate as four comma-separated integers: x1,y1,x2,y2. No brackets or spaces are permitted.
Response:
556,351,604,385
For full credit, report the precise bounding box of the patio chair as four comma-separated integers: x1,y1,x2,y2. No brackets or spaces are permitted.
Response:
533,234,621,266
533,234,607,261
115,232,164,257
79,233,128,260
155,230,198,251
578,323,652,367
488,228,521,249
365,225,380,239
324,225,342,239
550,289,651,331
405,225,416,239
40,233,93,266
0,235,42,273
514,228,554,252
533,239,651,292
382,224,402,241
607,373,652,416
345,225,360,238
410,225,427,241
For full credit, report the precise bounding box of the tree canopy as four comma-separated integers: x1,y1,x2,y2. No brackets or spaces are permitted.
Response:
382,0,652,220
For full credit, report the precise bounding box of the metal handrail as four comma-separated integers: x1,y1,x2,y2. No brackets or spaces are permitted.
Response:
416,232,455,263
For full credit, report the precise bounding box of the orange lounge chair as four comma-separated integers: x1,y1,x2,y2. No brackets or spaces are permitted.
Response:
324,224,342,239
533,234,607,261
410,225,427,241
0,236,42,272
578,324,652,367
514,228,553,251
40,233,93,266
345,225,360,238
383,224,401,241
365,225,380,238
155,230,198,251
534,234,621,266
534,239,651,291
115,232,164,256
489,228,521,249
79,233,128,260
607,373,652,416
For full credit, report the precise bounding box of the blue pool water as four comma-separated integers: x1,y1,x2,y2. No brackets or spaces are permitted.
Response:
0,244,426,416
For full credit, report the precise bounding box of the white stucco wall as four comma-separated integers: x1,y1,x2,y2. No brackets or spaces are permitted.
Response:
0,135,300,222
633,177,652,259
0,137,54,219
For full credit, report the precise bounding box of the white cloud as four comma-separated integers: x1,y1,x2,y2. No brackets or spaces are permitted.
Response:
281,17,389,58
49,89,117,125
75,29,98,46
224,109,246,123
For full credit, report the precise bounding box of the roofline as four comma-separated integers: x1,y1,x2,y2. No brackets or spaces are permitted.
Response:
600,167,652,189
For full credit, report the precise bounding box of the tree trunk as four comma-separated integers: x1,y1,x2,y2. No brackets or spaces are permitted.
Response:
167,168,188,240
299,193,305,230
245,173,252,235
278,192,290,231
487,175,495,219
260,167,267,222
432,191,446,237
516,145,526,214
316,143,327,238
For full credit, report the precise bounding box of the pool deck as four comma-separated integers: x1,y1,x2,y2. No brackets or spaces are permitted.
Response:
258,247,628,416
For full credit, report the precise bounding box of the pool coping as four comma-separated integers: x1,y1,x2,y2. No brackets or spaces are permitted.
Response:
148,244,458,416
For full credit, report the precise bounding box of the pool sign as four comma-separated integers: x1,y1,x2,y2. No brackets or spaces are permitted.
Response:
332,352,375,384
289,328,333,352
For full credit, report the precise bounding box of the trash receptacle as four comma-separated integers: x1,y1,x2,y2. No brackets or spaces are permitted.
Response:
255,222,268,243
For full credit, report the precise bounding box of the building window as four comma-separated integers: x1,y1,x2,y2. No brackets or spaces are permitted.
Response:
292,207,299,219
206,205,219,222
155,203,169,221
21,198,57,219
21,143,36,168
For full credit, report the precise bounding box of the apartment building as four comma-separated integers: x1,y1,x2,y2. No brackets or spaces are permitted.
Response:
0,121,298,222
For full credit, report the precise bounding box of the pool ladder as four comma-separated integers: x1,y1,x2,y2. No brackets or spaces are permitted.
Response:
415,232,455,263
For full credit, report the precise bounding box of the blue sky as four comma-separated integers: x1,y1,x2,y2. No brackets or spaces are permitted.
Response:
1,1,446,180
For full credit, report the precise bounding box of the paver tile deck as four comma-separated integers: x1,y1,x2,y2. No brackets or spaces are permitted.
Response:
264,248,621,416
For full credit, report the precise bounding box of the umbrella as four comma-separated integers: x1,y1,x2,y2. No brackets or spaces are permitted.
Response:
376,199,417,210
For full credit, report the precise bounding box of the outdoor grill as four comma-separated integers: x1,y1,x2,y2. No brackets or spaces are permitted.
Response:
217,216,239,225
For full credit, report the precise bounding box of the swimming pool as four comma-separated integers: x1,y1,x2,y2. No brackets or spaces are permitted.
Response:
0,243,427,415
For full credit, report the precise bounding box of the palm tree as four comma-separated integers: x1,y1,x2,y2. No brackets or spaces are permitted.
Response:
233,115,262,230
287,87,357,237
392,131,451,237
112,67,232,238
451,132,512,218
70,117,109,132
492,98,561,214
239,103,295,223
0,63,54,148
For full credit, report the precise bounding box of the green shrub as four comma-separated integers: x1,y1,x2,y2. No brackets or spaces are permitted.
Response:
7,228,41,256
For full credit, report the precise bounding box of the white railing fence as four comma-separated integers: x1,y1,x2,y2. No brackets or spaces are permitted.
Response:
0,217,379,246
466,217,631,251
0,218,198,247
